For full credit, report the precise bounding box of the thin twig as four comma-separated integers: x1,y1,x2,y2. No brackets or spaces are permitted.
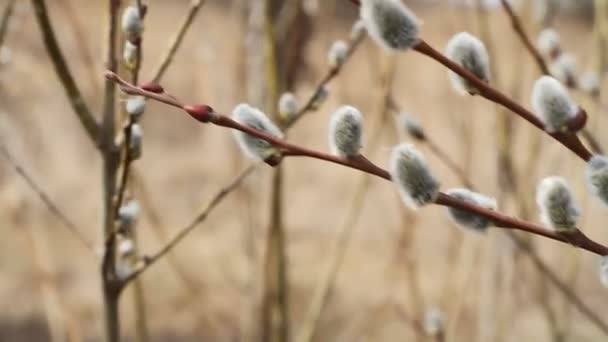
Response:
107,72,608,256
30,0,100,147
0,143,94,252
151,0,205,83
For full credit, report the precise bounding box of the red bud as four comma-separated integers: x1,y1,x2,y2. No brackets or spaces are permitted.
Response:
141,82,164,93
567,109,587,133
184,104,214,123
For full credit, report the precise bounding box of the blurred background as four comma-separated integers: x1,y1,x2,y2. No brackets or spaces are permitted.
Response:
1,0,607,341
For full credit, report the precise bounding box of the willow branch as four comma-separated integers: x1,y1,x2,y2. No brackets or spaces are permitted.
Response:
106,72,608,257
498,0,603,155
412,40,592,161
30,0,100,147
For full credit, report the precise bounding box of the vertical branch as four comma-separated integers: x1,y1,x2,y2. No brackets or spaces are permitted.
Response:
261,1,289,341
101,1,121,342
30,0,100,146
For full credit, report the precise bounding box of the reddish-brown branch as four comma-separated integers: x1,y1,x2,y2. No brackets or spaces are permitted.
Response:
413,40,592,161
105,72,608,257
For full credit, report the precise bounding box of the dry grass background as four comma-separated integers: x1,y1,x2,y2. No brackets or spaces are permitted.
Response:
0,0,607,341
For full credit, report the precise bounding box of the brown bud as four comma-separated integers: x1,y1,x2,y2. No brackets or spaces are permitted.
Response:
264,154,283,167
141,82,164,93
566,108,587,133
184,104,214,123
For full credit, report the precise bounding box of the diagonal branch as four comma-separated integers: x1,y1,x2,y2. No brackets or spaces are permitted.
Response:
30,0,100,147
106,72,608,257
0,0,16,52
0,143,94,252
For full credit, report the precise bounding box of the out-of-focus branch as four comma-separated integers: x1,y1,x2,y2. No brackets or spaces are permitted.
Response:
0,143,94,252
31,0,100,147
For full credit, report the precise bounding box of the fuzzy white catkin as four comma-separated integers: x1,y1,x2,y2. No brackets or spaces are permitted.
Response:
278,92,298,119
389,143,440,209
350,20,367,40
445,32,491,95
329,106,364,157
115,261,133,281
550,53,577,85
118,200,141,230
531,76,578,133
537,28,560,58
328,40,349,68
310,86,329,110
129,124,143,160
445,188,497,232
123,40,137,66
118,239,135,258
121,6,143,38
600,256,608,288
232,104,283,161
126,96,146,120
580,71,601,96
360,0,420,51
423,308,445,337
536,176,580,232
586,155,608,206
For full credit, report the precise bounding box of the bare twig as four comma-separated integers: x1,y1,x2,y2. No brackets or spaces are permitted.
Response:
30,0,100,147
0,143,94,252
151,0,205,83
107,72,608,256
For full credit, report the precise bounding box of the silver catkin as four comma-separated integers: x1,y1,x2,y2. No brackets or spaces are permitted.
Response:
445,32,491,95
445,188,497,232
329,106,364,157
389,143,440,208
232,104,284,161
536,176,580,232
360,0,420,51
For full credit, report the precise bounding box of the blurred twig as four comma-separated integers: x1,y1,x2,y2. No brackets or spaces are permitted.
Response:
151,0,205,83
296,55,396,342
0,143,94,252
30,0,100,147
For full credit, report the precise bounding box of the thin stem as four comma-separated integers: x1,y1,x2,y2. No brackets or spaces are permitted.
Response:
151,0,205,83
31,0,100,147
107,73,608,257
0,143,94,252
